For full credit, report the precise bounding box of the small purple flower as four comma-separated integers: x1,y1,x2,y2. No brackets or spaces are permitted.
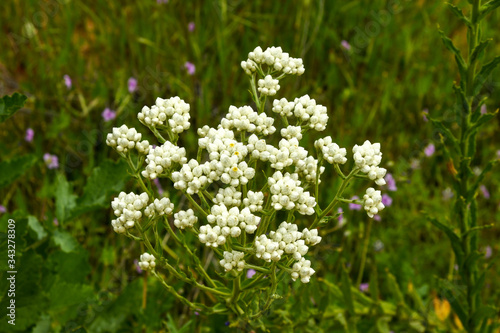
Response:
480,185,490,199
341,40,351,51
134,259,144,274
422,108,429,122
382,194,392,207
246,269,256,279
424,143,435,157
63,75,72,89
359,283,369,292
385,173,397,191
337,207,347,227
0,205,6,214
44,153,59,169
480,104,487,115
484,246,492,259
373,214,382,221
157,0,168,3
153,178,164,195
194,311,199,316
25,128,34,142
225,321,230,326
442,187,454,201
184,61,196,75
349,196,362,210
188,22,195,32
53,218,59,226
128,77,138,93
102,108,117,122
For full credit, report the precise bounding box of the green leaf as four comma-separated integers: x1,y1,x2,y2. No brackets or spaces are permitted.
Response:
427,216,464,266
439,30,468,83
27,215,47,240
430,118,460,153
340,264,355,314
439,279,468,329
385,269,405,306
466,110,498,139
55,173,77,223
470,39,492,65
0,155,37,189
0,92,27,123
69,159,129,220
447,3,471,26
472,305,497,327
478,0,500,20
52,230,79,253
473,56,500,95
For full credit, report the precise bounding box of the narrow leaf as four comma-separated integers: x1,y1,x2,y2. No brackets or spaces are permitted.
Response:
439,30,468,82
470,39,492,64
466,110,499,138
467,160,497,201
340,264,355,314
0,92,27,122
427,216,464,266
447,3,471,26
55,173,77,224
478,0,500,20
473,56,500,95
439,279,468,328
430,118,460,153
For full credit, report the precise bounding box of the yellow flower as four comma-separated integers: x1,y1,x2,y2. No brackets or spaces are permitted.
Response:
433,297,451,321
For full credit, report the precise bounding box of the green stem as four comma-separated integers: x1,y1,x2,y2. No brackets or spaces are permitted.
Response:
356,217,373,287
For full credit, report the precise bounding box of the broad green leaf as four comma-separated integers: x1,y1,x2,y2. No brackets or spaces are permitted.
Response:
473,55,500,95
478,0,500,20
427,216,464,266
52,230,78,253
0,92,27,123
0,155,37,189
48,280,94,310
55,173,77,223
27,215,47,240
439,30,467,84
447,3,471,27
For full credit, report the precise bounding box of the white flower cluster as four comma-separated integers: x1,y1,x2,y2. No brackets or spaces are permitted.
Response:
258,75,280,96
246,135,278,162
206,204,260,235
173,209,197,229
106,125,150,154
138,97,190,133
353,140,387,186
221,105,276,135
243,191,264,212
254,222,320,283
142,142,187,179
268,172,316,215
138,252,156,271
315,137,347,164
144,198,174,218
363,187,385,218
213,187,242,207
281,125,302,140
241,46,305,76
291,258,315,283
295,155,325,183
111,192,149,233
220,250,245,272
272,95,328,131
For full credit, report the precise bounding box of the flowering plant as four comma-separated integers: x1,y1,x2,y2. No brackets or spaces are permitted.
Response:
106,46,388,324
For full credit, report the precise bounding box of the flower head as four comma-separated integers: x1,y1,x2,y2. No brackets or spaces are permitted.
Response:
484,246,492,259
0,205,6,214
480,104,487,115
185,61,196,75
44,153,59,169
422,108,429,122
63,75,72,89
382,194,392,207
102,108,117,122
480,185,490,199
246,269,256,279
424,143,435,157
341,40,351,51
349,196,362,211
25,128,34,142
385,173,397,191
134,259,143,274
188,22,195,32
128,77,138,93
359,283,369,292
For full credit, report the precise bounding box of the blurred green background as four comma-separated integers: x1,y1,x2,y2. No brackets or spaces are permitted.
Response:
0,0,499,331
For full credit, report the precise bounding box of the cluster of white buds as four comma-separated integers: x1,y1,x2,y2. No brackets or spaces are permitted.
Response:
315,137,347,164
110,192,149,233
243,191,264,212
138,252,156,271
142,142,187,179
206,204,260,236
241,46,305,76
106,125,150,154
220,251,245,272
363,187,385,218
353,140,387,186
173,209,197,229
281,125,303,140
144,198,174,218
272,98,296,117
171,159,211,194
254,222,320,282
198,225,225,247
291,258,315,283
268,172,316,215
258,75,280,96
138,97,190,133
213,187,242,207
293,95,328,131
221,106,276,135
269,138,308,170
295,155,324,183
246,135,278,162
